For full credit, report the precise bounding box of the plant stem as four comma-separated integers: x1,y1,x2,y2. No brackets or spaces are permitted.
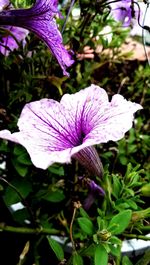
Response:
123,233,150,241
0,224,61,235
139,226,150,232
70,205,77,251
70,201,82,251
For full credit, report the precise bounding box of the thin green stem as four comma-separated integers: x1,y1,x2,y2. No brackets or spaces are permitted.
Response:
123,233,150,241
0,224,61,235
139,226,150,232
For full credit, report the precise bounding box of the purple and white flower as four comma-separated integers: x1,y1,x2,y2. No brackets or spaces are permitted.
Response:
110,0,139,27
0,0,28,56
0,25,29,56
0,0,9,10
0,0,74,75
0,84,142,176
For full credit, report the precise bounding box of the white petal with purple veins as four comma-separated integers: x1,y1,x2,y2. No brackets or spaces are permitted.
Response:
0,85,142,172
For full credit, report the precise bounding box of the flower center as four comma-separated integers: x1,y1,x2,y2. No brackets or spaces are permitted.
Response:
78,131,85,145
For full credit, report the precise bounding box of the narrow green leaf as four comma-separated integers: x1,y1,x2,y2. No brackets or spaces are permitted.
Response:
127,200,138,210
77,217,94,235
112,175,122,198
47,236,64,261
94,244,108,265
108,210,132,235
79,207,90,218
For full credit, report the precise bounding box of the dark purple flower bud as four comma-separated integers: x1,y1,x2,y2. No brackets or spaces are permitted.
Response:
73,146,103,178
0,0,74,75
79,176,105,210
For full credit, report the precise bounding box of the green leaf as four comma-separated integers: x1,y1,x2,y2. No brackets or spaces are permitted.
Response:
80,244,95,257
79,207,90,218
108,210,132,235
47,236,64,261
13,145,27,156
112,175,122,198
17,153,32,166
48,164,64,176
97,217,106,231
12,159,28,177
126,200,138,210
13,146,32,165
77,217,94,235
11,0,33,8
73,253,83,265
3,179,32,206
135,249,150,265
109,236,122,245
13,208,30,225
109,244,121,257
42,190,65,202
94,244,108,265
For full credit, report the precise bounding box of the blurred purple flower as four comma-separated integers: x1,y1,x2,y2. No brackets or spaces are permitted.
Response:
0,26,29,56
0,84,142,175
0,0,10,11
0,0,74,75
110,0,138,27
79,176,105,209
0,0,9,10
0,0,28,55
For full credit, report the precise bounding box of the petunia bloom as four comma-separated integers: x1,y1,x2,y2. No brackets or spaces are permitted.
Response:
110,0,139,27
0,25,29,56
0,0,29,55
0,0,74,75
0,0,9,10
0,85,142,176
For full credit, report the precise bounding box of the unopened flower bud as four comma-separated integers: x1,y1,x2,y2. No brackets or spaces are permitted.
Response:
97,229,111,241
140,183,150,197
